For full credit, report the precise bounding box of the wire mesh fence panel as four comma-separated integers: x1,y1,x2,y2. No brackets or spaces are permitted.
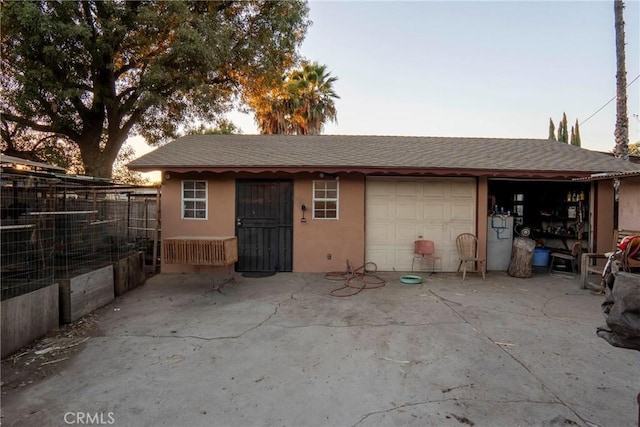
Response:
1,176,56,300
1,169,160,300
127,192,161,271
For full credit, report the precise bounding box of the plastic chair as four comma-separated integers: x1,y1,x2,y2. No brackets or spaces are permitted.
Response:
455,233,486,280
411,240,441,273
549,241,582,274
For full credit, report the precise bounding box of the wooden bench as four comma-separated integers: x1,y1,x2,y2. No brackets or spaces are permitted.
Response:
581,229,640,289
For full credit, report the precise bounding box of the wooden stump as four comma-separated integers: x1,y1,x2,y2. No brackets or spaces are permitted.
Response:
508,237,535,278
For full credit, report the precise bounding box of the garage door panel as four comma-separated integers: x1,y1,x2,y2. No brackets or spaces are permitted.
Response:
367,249,393,268
422,202,446,220
422,182,447,197
368,182,394,196
443,249,461,271
395,224,418,244
396,182,419,197
421,226,445,242
451,181,475,197
368,201,393,220
451,203,474,221
449,224,475,240
394,248,414,271
366,178,476,272
368,223,394,244
396,202,419,220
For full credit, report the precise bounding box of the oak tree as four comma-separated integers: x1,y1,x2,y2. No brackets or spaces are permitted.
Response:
1,1,309,177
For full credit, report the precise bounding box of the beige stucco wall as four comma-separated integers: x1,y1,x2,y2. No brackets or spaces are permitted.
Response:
618,176,640,231
158,172,629,274
161,172,236,274
293,175,365,272
159,172,365,273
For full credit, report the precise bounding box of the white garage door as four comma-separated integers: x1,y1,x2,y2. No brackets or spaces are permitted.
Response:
365,177,477,272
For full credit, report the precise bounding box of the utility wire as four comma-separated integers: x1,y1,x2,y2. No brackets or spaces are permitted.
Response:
580,73,640,126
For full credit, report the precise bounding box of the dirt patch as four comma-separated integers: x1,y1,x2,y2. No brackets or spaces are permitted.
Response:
1,313,98,397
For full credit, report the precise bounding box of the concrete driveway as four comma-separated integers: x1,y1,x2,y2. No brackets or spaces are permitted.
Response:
2,271,638,427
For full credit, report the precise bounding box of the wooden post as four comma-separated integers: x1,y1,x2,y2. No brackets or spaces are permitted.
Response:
507,237,535,278
126,192,131,243
151,186,160,273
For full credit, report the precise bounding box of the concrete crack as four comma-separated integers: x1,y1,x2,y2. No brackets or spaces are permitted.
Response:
289,276,309,300
238,304,281,336
540,294,598,327
429,289,593,426
352,399,454,427
372,301,400,325
106,303,283,341
106,278,310,342
435,290,597,328
352,398,569,427
270,320,463,329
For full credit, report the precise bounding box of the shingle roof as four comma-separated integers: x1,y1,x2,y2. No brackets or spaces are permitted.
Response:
128,135,640,177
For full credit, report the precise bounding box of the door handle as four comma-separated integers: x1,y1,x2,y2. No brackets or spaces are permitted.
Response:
236,218,242,227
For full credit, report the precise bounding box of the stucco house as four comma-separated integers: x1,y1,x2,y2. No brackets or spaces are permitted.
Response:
128,135,640,275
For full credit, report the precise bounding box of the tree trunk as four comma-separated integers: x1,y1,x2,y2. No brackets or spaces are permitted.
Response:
614,0,629,160
507,237,535,278
78,135,125,178
82,155,117,178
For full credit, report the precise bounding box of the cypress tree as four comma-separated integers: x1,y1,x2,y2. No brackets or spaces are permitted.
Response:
557,122,562,141
560,112,569,143
570,126,576,145
547,114,580,145
573,119,581,147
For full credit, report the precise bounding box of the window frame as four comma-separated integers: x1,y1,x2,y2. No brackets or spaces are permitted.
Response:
312,180,339,220
181,180,208,220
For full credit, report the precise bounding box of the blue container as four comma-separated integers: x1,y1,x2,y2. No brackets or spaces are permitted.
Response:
532,248,550,267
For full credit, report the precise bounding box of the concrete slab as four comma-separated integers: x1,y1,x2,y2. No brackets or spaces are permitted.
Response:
2,271,638,427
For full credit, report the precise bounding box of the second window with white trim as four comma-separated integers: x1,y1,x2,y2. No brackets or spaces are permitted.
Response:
313,180,338,219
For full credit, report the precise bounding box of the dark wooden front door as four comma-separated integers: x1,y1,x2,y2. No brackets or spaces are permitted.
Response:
235,180,293,272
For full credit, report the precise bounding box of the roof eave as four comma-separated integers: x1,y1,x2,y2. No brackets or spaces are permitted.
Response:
574,170,640,181
128,164,598,179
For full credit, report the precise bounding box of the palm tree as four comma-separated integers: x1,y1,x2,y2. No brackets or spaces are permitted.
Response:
244,62,339,135
285,62,339,135
614,0,629,159
252,91,291,135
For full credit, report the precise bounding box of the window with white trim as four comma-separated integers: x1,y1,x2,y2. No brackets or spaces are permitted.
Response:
313,180,338,219
182,180,207,219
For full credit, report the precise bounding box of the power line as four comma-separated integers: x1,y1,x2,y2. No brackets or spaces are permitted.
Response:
580,73,640,126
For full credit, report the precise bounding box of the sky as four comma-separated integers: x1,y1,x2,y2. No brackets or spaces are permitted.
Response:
134,0,640,162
